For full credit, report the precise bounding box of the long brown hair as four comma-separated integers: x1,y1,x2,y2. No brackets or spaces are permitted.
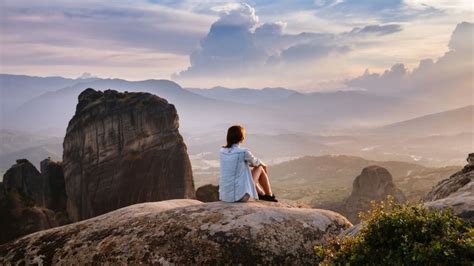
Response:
223,125,245,148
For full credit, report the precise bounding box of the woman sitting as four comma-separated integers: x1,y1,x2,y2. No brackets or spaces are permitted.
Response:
219,125,277,202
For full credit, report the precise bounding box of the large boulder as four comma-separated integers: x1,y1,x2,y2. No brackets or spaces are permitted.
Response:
195,184,219,202
3,159,43,204
343,165,406,222
63,88,195,221
424,153,474,221
0,200,351,265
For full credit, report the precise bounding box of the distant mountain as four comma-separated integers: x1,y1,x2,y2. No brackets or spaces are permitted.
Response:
0,143,62,174
0,129,62,172
266,90,433,126
0,129,62,155
5,77,284,134
1,74,466,137
375,105,474,136
0,74,96,115
186,86,299,104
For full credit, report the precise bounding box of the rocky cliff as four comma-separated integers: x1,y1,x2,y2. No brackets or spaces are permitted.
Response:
0,199,351,265
39,158,67,213
63,88,195,221
3,159,43,204
424,153,474,221
0,159,62,244
342,165,406,222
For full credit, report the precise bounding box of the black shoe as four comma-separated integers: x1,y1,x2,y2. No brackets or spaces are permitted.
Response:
258,194,278,202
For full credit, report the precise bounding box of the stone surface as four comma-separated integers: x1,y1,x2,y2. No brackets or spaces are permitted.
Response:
0,199,351,265
3,159,43,204
424,156,474,221
195,184,219,202
62,88,195,221
424,163,473,202
342,166,406,222
40,159,67,213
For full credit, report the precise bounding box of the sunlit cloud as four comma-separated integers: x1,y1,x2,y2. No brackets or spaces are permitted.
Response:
1,0,472,89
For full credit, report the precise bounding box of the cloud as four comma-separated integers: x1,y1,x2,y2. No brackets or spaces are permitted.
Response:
346,22,473,107
174,3,402,80
314,0,440,23
0,0,217,79
348,24,403,36
173,4,268,77
2,1,214,55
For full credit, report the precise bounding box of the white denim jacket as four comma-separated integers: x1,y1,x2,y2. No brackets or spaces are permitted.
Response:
219,144,262,202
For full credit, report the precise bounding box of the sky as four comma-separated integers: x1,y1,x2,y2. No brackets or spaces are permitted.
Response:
0,0,473,91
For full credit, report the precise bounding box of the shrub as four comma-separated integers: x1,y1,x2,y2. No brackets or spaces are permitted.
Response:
315,197,474,265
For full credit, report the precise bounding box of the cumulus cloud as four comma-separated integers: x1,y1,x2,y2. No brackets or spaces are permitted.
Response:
174,3,401,80
346,22,473,107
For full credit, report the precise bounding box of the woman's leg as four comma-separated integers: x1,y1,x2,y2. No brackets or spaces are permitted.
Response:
251,165,273,195
251,167,266,195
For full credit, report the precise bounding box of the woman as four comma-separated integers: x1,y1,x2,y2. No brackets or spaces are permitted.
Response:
219,125,277,202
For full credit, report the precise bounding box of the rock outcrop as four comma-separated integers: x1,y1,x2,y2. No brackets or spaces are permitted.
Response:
40,158,67,213
63,88,195,221
196,184,219,202
0,199,351,265
424,153,474,221
3,159,43,204
0,159,66,244
342,166,406,222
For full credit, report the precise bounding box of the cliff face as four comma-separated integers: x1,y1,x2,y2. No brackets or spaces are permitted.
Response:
424,153,474,221
63,88,195,221
0,159,61,244
3,159,43,204
40,158,68,216
0,199,351,265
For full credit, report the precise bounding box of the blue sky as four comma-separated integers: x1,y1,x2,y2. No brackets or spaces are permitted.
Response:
1,0,472,90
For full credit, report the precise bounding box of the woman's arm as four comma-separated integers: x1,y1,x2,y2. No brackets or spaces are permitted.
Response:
244,149,264,168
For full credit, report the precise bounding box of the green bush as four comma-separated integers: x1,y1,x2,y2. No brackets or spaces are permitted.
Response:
315,197,474,265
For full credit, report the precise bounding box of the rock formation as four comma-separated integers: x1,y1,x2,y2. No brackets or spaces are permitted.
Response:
342,165,406,222
0,190,58,245
3,159,43,204
0,199,351,265
62,88,195,221
195,184,219,202
424,153,474,221
40,158,67,213
0,159,61,244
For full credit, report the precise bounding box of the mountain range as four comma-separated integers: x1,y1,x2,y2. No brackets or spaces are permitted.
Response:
2,74,466,136
0,73,471,174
